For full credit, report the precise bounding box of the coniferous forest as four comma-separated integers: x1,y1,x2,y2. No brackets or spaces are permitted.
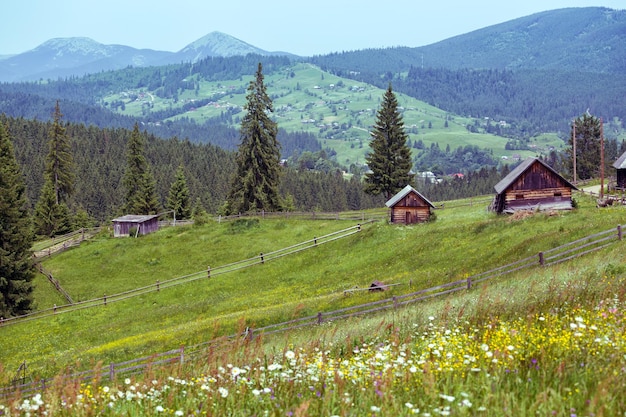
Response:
2,115,382,225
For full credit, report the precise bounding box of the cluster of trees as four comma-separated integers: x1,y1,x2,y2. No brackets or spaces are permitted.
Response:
413,143,498,176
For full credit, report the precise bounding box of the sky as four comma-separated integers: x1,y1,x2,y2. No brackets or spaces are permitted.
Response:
2,0,624,56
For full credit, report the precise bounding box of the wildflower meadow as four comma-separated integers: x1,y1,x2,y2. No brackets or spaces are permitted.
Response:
3,294,625,416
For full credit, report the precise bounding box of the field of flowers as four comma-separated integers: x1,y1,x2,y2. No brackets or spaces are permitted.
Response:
3,291,625,416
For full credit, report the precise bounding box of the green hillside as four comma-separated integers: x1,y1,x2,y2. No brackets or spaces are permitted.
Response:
1,192,624,382
102,62,564,168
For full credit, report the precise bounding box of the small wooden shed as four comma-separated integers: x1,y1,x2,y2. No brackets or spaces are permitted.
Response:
490,157,578,213
385,185,435,224
613,150,626,190
112,214,159,237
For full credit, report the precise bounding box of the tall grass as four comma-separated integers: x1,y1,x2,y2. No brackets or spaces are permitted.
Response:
2,193,626,415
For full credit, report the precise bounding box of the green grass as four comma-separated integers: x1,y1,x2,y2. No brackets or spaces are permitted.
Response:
101,62,562,168
1,192,624,383
2,193,626,414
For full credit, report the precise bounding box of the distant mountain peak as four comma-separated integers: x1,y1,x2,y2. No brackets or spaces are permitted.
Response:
178,31,269,61
35,37,104,53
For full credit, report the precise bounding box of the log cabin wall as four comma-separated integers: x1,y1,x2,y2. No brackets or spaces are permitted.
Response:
389,193,431,224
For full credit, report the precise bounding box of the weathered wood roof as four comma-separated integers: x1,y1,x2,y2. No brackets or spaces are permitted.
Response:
111,214,159,223
385,185,435,208
613,151,626,169
494,157,578,195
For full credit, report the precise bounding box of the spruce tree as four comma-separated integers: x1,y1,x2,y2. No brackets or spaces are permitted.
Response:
569,112,603,181
167,165,191,220
0,122,35,318
122,123,160,214
226,63,282,214
34,101,75,236
364,84,415,200
46,101,75,204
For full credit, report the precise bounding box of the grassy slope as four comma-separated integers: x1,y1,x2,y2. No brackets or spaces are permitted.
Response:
102,63,564,166
1,194,624,381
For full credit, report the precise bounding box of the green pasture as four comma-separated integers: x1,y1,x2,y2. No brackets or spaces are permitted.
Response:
1,193,623,381
102,62,565,168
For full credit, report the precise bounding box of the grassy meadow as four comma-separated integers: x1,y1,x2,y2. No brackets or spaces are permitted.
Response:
2,193,626,415
102,62,564,167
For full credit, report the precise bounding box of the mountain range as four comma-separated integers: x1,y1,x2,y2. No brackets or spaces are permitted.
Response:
0,31,293,82
1,7,624,83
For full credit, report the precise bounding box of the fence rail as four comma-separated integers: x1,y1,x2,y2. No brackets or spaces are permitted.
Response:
2,223,623,398
1,223,371,327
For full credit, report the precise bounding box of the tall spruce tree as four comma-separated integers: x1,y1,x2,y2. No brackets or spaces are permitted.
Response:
34,101,75,236
0,122,35,318
364,84,415,200
569,112,603,181
167,165,191,220
122,123,160,214
226,63,282,214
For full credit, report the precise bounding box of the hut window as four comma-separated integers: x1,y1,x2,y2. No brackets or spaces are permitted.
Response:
554,192,562,197
515,193,524,200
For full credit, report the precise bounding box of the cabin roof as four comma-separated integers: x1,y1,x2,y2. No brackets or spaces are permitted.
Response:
385,185,435,208
111,214,159,223
613,151,626,169
494,157,578,195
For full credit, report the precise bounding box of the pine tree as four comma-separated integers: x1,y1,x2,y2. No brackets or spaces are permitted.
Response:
34,179,72,237
34,101,75,236
45,101,75,204
364,84,415,200
569,112,603,181
122,123,160,214
226,63,282,214
0,122,35,318
167,165,191,220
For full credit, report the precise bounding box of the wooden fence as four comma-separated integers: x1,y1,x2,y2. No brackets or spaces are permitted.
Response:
2,223,623,398
0,223,370,327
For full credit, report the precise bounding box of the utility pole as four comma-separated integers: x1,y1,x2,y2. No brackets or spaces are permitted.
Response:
572,120,577,185
600,118,605,200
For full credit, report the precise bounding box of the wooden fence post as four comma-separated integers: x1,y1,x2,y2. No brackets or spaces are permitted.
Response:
466,277,472,290
207,266,211,278
109,363,115,380
618,225,622,241
314,237,317,246
393,296,398,309
103,294,107,306
357,223,361,231
179,347,185,365
317,312,323,325
538,252,545,266
260,253,264,264
156,280,160,291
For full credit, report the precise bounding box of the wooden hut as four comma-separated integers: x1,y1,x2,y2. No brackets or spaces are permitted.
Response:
112,214,159,237
385,185,435,224
613,150,626,190
490,157,578,213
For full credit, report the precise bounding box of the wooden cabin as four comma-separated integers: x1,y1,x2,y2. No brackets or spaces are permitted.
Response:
490,157,578,213
385,185,435,224
112,214,159,237
613,151,626,190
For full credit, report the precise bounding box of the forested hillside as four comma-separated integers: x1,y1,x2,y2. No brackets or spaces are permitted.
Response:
3,115,380,223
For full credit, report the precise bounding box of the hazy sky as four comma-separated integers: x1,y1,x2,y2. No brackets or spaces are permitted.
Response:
2,1,624,56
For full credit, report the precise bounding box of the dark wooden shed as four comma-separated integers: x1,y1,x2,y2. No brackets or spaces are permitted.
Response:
112,214,159,237
613,151,626,190
490,157,578,213
385,185,435,224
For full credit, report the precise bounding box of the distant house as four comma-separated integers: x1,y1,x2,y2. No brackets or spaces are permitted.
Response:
490,157,578,213
112,214,159,237
385,185,435,224
613,150,626,189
